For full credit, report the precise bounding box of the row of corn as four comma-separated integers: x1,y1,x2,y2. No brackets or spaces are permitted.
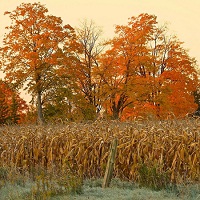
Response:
0,119,199,183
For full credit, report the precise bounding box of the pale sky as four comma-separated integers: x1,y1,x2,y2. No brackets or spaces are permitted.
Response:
0,0,200,101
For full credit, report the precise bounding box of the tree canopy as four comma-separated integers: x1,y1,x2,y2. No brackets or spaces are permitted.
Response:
98,14,198,120
0,3,199,123
0,2,76,123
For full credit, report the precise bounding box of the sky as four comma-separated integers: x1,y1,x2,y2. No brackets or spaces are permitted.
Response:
0,0,200,101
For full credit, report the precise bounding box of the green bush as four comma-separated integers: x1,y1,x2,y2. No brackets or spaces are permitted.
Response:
138,163,171,190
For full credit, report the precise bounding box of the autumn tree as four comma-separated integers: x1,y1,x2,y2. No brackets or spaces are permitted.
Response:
99,14,157,119
0,3,76,123
0,80,28,124
193,82,200,116
187,68,200,117
146,29,198,118
99,13,198,120
0,86,9,124
62,20,104,119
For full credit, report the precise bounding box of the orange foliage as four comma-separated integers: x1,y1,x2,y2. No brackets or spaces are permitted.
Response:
0,80,28,124
0,4,198,122
0,2,76,123
99,13,198,120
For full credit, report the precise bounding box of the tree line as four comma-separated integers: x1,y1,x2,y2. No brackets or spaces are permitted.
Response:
0,2,199,124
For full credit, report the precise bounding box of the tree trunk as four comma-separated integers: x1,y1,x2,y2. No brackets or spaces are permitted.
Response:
112,105,120,120
37,91,45,124
111,95,125,120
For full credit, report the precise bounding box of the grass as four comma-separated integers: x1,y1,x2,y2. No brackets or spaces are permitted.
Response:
0,178,199,200
0,165,83,200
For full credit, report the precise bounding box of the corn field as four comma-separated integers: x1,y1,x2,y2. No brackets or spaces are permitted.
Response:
0,119,199,184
